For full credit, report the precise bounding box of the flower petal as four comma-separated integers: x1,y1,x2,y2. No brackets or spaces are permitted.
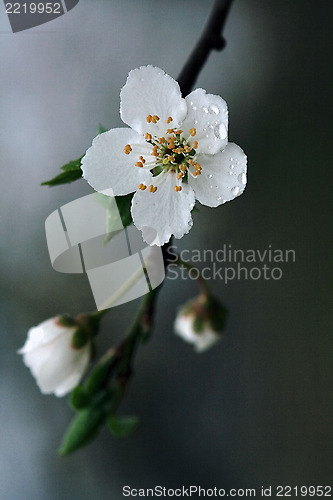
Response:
131,171,195,245
181,88,229,154
37,334,90,395
190,143,247,208
82,128,153,196
120,66,187,136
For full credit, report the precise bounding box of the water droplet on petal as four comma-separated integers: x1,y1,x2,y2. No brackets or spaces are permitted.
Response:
209,104,220,115
202,106,209,114
205,134,210,139
238,173,246,185
192,106,197,111
208,174,213,179
231,186,240,196
217,196,222,202
214,123,227,140
194,119,198,125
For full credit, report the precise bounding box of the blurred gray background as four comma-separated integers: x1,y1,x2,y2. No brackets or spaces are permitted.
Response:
1,1,332,498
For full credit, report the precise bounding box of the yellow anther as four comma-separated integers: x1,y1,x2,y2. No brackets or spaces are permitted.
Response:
184,145,191,153
189,128,196,136
179,165,186,172
195,163,201,171
159,137,166,144
174,130,182,135
168,155,175,162
146,115,153,123
138,183,147,190
188,159,195,166
151,145,159,156
152,115,160,123
148,185,157,193
123,144,132,154
193,141,198,149
166,116,173,124
172,147,184,154
139,156,146,164
145,133,152,141
193,171,198,177
177,173,183,179
135,161,143,168
167,128,174,134
153,186,157,192
174,185,182,192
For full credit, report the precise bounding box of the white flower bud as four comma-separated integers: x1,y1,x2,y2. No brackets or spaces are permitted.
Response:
18,317,91,397
174,295,227,353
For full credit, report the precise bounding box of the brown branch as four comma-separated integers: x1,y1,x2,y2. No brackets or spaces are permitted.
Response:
177,0,234,96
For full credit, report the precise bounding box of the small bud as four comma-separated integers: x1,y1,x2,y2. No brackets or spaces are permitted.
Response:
174,294,228,352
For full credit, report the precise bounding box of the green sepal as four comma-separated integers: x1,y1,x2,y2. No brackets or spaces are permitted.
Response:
71,328,90,349
206,295,228,333
58,406,108,456
70,385,91,410
57,315,77,327
108,415,139,438
84,353,115,397
193,316,205,334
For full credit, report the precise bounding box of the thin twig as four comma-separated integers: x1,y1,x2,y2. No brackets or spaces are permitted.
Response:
177,0,233,96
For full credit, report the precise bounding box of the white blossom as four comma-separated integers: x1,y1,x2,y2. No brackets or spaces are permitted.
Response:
82,65,247,246
18,317,90,397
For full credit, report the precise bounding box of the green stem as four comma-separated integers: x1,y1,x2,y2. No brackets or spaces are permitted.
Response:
175,257,210,295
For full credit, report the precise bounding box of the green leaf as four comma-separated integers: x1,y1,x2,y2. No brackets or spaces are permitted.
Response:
115,193,134,228
41,124,107,188
108,415,139,437
59,406,107,456
97,123,108,134
41,167,82,187
95,192,134,246
60,156,83,172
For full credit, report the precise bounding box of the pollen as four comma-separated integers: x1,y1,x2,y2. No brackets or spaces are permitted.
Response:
159,137,166,144
193,141,198,149
167,128,174,134
168,155,175,162
123,144,132,154
139,156,146,164
189,128,196,136
146,115,153,123
184,145,191,153
188,159,195,166
166,116,173,124
148,185,157,193
135,161,143,168
174,185,182,192
177,173,183,179
179,165,186,172
152,115,160,123
145,133,152,141
195,163,202,171
174,130,183,135
152,145,159,156
138,184,147,190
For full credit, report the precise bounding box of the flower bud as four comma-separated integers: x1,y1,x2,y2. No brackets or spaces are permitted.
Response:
174,294,227,352
18,316,91,397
